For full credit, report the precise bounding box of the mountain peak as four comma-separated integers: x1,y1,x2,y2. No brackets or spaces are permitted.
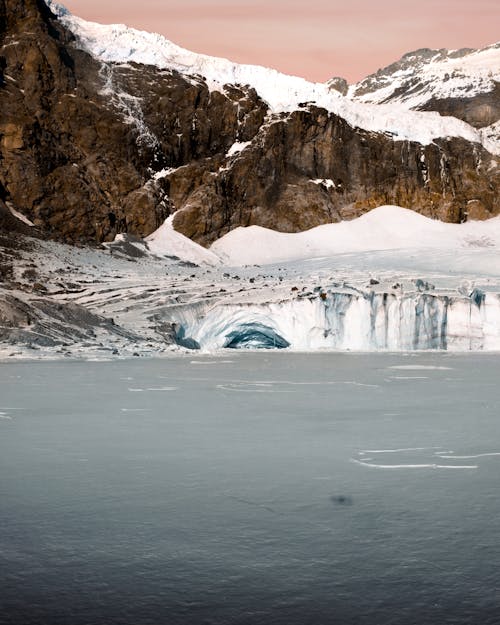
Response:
348,42,500,129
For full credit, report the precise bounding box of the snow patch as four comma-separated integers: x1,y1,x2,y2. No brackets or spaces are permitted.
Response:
227,141,251,157
146,215,221,266
211,205,500,265
311,178,336,189
7,204,34,227
153,167,177,180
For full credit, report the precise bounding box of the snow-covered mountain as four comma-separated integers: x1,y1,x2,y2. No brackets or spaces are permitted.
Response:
348,44,499,107
0,0,498,249
47,0,497,152
1,0,500,356
348,44,500,131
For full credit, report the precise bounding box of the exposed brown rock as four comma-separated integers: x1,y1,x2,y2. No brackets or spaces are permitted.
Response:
173,108,499,244
0,0,498,249
327,77,349,96
0,0,269,243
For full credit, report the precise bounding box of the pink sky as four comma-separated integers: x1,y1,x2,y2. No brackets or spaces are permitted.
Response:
62,0,499,82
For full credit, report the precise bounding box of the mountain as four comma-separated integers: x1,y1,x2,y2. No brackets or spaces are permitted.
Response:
0,2,499,356
348,44,500,130
0,0,498,249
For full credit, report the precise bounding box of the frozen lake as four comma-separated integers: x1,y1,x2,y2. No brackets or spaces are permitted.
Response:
1,353,500,625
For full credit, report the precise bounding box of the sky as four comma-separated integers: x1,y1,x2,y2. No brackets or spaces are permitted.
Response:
62,0,499,83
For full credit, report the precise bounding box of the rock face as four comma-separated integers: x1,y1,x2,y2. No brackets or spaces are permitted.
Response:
0,0,499,247
173,109,498,245
0,0,168,243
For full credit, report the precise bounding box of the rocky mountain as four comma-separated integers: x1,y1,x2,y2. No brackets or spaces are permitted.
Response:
348,44,500,130
0,0,499,249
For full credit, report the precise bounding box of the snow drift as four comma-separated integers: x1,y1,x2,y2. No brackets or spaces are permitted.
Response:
210,206,500,266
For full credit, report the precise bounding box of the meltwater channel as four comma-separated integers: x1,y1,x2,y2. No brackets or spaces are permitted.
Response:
1,352,500,625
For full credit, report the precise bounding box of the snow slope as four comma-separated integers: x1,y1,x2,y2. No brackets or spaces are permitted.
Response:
145,215,221,265
349,44,500,108
210,206,500,266
45,1,498,153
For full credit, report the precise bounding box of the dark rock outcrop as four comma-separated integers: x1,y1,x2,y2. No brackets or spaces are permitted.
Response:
0,0,270,243
0,0,168,242
327,77,349,96
0,292,141,347
419,83,500,129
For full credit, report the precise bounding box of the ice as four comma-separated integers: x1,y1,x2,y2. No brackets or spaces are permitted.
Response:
351,443,500,470
351,459,478,470
388,376,429,380
434,452,500,459
388,365,453,370
350,446,492,469
3,204,500,358
128,387,177,392
360,447,441,453
170,289,500,352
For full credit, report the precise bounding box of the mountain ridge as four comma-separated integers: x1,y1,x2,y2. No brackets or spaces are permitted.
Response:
347,43,500,132
46,0,498,151
0,0,498,248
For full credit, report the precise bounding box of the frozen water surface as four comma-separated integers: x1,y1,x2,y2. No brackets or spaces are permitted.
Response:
1,352,500,625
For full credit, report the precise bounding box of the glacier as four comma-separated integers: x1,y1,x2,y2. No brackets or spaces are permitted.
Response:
169,288,500,352
3,206,500,359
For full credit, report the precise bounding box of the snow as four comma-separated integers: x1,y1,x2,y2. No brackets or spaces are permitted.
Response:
227,141,251,157
210,206,500,266
349,44,500,109
153,167,178,180
145,215,221,266
7,203,34,226
1,3,499,357
161,206,500,353
45,1,499,153
3,202,500,359
311,178,336,189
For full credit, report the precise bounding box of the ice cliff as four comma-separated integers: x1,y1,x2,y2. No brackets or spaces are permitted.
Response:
170,289,500,352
